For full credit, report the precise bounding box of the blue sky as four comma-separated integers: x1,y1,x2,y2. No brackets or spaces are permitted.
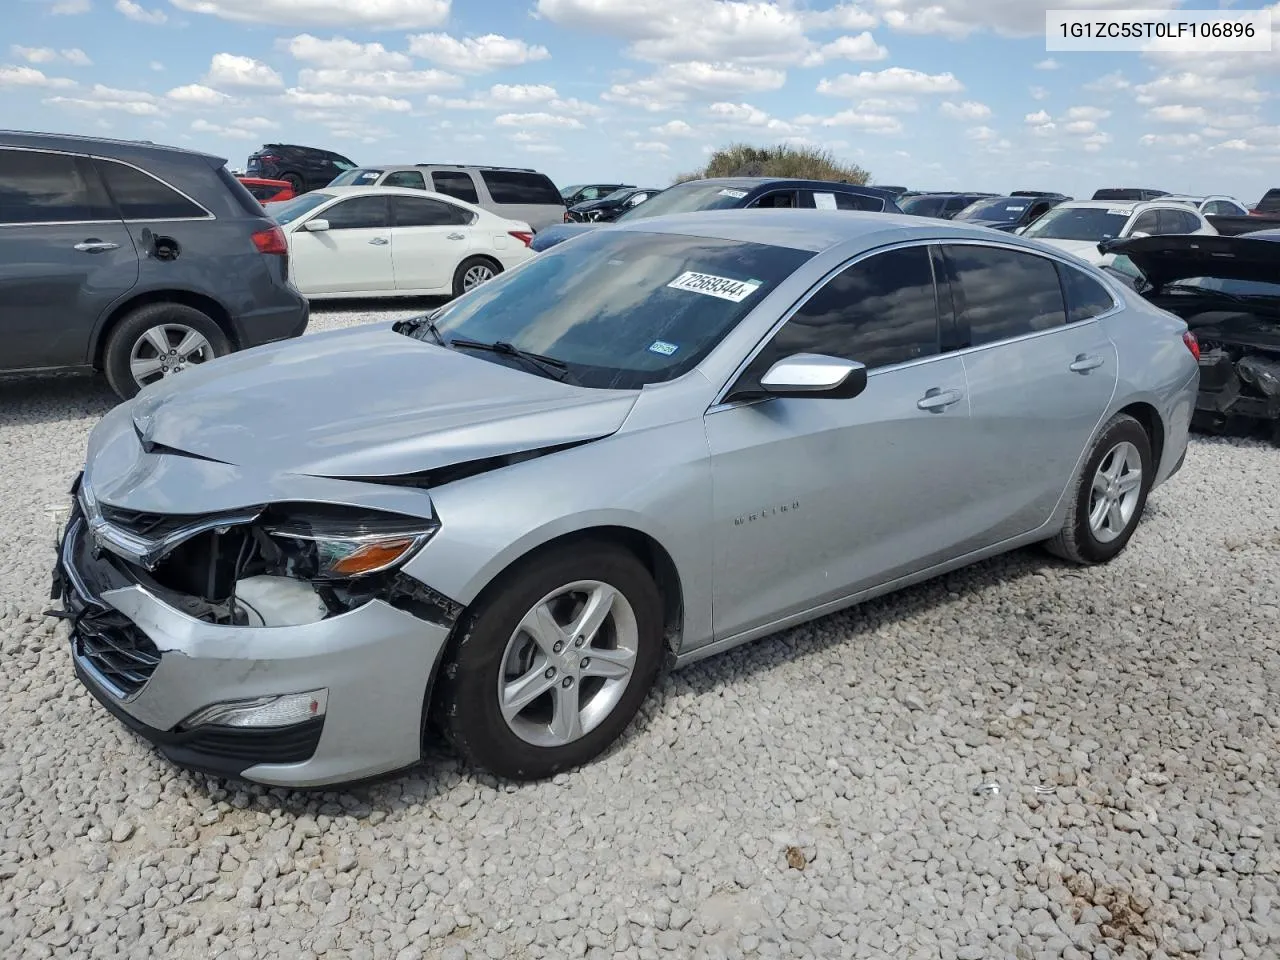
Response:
6,0,1278,202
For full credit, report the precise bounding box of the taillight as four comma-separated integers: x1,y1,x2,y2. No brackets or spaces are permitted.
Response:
252,224,288,255
1182,330,1200,361
509,230,534,247
564,212,571,222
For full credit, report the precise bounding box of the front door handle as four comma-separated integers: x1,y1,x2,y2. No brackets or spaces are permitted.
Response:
447,232,466,240
917,387,964,412
73,240,120,253
1069,353,1105,373
368,237,389,246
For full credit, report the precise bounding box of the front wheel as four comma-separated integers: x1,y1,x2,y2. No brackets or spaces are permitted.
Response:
452,257,501,298
434,543,665,780
103,302,230,399
1045,412,1153,565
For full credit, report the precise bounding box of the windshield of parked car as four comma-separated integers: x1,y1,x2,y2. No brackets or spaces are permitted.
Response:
560,184,585,199
614,182,755,222
411,229,814,390
269,192,335,224
328,168,383,186
954,198,1031,223
599,188,636,203
899,195,948,217
1021,206,1131,241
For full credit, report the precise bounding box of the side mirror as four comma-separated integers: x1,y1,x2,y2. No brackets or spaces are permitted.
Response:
759,354,868,400
1129,230,1150,239
303,219,330,232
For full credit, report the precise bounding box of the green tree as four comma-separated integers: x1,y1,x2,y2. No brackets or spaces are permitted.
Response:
672,142,871,185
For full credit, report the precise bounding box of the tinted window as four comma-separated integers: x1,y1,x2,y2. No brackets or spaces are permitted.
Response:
383,170,426,190
96,160,207,220
432,171,479,204
943,244,1066,346
1177,210,1202,232
420,230,814,390
738,246,940,386
900,195,947,217
1058,263,1116,323
320,196,388,229
751,191,797,209
218,167,268,217
0,149,114,224
1130,211,1162,235
480,170,562,205
391,195,471,227
830,192,883,211
955,198,1031,223
1256,189,1280,214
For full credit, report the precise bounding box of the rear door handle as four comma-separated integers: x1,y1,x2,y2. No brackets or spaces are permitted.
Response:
1069,353,1105,373
73,240,120,253
447,232,466,240
917,387,964,412
368,237,389,246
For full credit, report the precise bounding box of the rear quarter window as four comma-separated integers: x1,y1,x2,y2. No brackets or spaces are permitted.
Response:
217,166,268,217
96,159,208,220
1057,262,1117,322
480,170,563,206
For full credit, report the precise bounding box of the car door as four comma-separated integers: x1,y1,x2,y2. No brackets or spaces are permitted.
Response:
289,194,392,295
936,241,1118,541
388,194,475,292
0,147,138,370
704,243,980,641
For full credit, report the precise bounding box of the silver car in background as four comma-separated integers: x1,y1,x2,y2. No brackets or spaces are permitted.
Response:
52,210,1199,787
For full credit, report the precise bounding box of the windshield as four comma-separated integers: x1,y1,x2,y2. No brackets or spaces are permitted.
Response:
955,198,1031,223
560,184,585,198
615,182,754,222
1022,207,1131,241
415,229,813,390
899,195,947,217
600,188,635,203
269,192,334,225
329,168,382,186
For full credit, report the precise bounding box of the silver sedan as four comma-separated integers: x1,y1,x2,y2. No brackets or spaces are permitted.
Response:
52,210,1200,786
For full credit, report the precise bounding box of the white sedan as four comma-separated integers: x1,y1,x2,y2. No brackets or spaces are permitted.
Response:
268,186,536,299
1018,200,1216,267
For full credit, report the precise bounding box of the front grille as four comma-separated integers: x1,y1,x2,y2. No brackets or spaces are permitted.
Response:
99,504,204,540
73,608,161,697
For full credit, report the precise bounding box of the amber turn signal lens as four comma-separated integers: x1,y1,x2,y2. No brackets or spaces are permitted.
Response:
328,538,419,576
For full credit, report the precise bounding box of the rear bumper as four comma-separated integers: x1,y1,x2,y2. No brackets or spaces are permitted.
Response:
232,295,310,351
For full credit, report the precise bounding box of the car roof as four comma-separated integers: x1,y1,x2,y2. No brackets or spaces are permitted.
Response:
0,129,224,165
304,185,477,202
1055,199,1189,213
608,207,1057,254
682,176,897,196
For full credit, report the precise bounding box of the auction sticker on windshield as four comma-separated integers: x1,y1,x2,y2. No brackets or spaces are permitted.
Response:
718,189,748,199
668,271,763,303
648,340,679,356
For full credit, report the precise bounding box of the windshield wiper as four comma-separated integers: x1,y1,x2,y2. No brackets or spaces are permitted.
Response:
448,337,580,385
393,312,446,345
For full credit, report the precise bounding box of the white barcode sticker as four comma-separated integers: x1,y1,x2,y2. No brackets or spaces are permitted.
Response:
667,271,762,303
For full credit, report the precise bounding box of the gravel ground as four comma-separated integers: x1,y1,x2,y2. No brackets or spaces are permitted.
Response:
2,303,1279,960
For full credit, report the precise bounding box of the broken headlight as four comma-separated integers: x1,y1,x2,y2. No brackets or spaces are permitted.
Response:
259,505,439,581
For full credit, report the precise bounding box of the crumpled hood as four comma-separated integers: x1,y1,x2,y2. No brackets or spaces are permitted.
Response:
1104,234,1280,290
126,324,640,478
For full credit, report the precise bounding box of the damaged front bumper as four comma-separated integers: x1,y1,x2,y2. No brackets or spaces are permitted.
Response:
51,492,459,788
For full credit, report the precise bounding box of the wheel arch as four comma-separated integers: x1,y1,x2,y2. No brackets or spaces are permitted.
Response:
91,290,236,368
1115,400,1165,471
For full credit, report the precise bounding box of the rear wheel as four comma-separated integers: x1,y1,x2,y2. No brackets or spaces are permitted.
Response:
434,543,664,780
281,173,304,195
1045,413,1153,565
103,302,230,399
452,257,501,298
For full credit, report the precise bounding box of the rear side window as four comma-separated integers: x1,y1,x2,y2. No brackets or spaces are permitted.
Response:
741,245,940,378
750,190,797,209
0,148,114,224
96,159,207,220
480,170,562,205
943,244,1066,346
383,170,426,190
391,195,472,227
321,195,388,229
216,166,268,217
432,171,479,204
1257,189,1280,214
832,192,883,211
1057,263,1117,323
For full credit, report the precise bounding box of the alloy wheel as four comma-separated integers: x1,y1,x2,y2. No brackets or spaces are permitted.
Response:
1088,440,1143,544
463,264,495,290
498,580,638,748
129,324,214,389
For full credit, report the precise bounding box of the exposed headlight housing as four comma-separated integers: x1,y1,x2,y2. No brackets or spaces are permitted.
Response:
260,504,439,580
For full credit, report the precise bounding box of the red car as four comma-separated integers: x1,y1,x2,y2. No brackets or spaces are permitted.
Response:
237,176,295,204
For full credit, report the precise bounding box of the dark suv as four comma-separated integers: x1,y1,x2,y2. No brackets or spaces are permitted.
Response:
246,143,357,195
0,131,309,399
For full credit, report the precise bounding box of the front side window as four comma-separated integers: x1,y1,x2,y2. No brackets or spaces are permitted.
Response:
734,245,941,392
750,191,797,209
1129,211,1162,235
0,148,113,224
1022,206,1131,241
414,229,815,390
96,159,207,220
383,170,426,190
391,195,472,227
942,243,1066,346
479,170,562,205
432,171,480,205
319,195,388,230
1058,263,1117,322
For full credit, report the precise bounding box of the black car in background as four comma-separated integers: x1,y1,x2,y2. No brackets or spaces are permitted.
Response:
1092,187,1169,201
952,193,1070,232
529,177,904,252
559,183,631,206
898,192,998,219
246,143,358,195
0,131,309,399
564,186,663,223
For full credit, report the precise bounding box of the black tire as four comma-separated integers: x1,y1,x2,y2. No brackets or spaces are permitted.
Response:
103,302,230,400
1045,413,1153,565
451,256,502,298
435,542,664,780
282,173,305,195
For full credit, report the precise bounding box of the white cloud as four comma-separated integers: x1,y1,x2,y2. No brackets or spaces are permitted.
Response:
191,117,274,139
707,100,799,133
1024,109,1052,124
0,66,75,88
279,34,412,70
1064,120,1097,134
1029,86,1048,101
965,125,996,141
1133,72,1269,105
1139,132,1202,147
1083,71,1130,93
632,141,670,153
150,61,165,71
166,83,231,105
204,53,284,89
856,96,916,112
62,48,92,66
1148,104,1209,125
815,32,889,63
408,33,550,73
52,0,91,12
280,89,412,112
1064,105,1110,121
803,4,880,30
297,68,461,92
940,100,990,120
46,83,161,115
818,67,962,96
494,112,584,129
1212,139,1256,152
651,119,695,137
10,46,92,66
1035,58,1059,70
525,143,565,154
490,83,558,104
170,0,451,29
803,109,902,134
871,0,1180,39
115,0,167,24
1081,132,1111,153
603,61,785,110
